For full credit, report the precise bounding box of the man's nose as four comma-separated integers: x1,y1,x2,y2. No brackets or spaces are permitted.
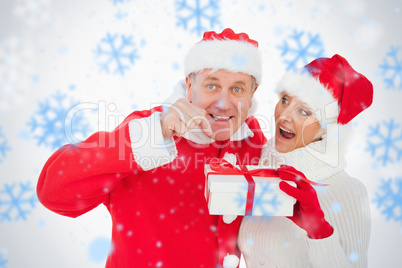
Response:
215,91,231,110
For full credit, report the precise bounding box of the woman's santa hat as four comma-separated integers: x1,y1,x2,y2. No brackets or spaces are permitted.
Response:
275,54,373,126
184,28,262,85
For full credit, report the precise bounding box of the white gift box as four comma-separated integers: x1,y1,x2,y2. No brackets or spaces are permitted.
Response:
204,165,297,216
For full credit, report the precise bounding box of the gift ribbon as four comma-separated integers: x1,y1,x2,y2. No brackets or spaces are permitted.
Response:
206,158,327,215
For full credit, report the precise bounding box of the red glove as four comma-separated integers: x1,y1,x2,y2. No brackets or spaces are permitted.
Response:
277,165,333,239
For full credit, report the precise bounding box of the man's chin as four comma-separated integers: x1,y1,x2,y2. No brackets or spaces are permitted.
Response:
208,129,235,141
212,133,231,141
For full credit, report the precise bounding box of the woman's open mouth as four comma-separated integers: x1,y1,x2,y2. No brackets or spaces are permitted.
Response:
279,125,295,139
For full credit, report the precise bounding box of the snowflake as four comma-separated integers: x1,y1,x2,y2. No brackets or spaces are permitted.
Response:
175,0,221,36
114,9,129,20
0,253,7,268
234,182,281,215
0,37,34,111
379,46,402,90
277,29,325,71
0,182,38,222
373,178,402,223
94,33,139,75
366,118,402,166
28,91,91,150
0,127,11,163
109,0,129,5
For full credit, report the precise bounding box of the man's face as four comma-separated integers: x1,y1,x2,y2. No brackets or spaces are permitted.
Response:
186,69,257,141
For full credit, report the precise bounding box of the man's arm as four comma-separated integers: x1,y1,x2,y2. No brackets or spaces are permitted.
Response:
36,107,167,218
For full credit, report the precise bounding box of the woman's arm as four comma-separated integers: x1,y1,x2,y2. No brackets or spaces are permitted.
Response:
305,173,371,268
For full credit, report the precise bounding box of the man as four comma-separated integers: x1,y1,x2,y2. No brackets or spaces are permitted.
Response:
37,28,266,268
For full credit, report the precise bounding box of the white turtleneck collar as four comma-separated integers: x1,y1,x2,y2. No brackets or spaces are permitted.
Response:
260,138,347,183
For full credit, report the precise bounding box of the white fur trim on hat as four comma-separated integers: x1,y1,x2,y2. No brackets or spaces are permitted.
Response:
275,70,339,125
223,254,239,268
184,40,262,84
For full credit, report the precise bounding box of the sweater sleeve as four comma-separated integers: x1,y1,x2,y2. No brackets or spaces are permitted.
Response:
37,106,177,218
305,173,371,268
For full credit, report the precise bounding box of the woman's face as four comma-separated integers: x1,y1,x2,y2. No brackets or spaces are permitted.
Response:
274,92,322,153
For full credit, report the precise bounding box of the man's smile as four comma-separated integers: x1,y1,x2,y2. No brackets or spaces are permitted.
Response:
210,114,233,121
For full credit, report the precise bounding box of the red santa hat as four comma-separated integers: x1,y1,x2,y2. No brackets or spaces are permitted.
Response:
275,54,373,125
184,28,262,85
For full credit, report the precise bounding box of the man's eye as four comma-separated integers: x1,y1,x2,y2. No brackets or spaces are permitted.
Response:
207,84,215,89
233,87,242,93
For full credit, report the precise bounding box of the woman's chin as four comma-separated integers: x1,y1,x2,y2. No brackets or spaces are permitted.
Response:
275,137,294,153
275,143,290,153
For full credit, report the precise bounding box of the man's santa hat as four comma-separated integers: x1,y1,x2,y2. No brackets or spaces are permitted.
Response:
275,54,373,126
184,28,262,85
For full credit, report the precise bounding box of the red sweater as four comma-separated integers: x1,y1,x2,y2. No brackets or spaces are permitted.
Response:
37,106,266,268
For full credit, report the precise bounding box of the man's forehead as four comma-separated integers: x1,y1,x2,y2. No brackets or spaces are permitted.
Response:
198,70,251,84
205,75,247,85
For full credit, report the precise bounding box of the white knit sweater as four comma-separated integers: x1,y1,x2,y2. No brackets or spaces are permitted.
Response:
238,139,371,268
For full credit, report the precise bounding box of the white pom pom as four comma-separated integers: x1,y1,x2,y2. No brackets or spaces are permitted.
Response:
223,254,239,268
222,215,237,224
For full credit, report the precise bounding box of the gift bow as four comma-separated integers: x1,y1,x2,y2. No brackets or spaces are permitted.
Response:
206,158,327,215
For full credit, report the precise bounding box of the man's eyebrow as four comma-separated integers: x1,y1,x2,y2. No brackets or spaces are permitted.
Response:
233,80,246,86
204,76,247,86
204,76,220,82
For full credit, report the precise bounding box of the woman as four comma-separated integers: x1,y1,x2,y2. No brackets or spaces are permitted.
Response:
238,54,373,267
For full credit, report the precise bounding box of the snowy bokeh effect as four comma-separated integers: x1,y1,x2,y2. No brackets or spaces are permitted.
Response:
0,37,34,111
0,0,401,267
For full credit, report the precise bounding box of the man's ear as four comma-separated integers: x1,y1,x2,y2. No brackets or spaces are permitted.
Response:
185,76,193,102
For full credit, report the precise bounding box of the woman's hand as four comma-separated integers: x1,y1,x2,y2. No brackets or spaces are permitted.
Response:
277,165,333,239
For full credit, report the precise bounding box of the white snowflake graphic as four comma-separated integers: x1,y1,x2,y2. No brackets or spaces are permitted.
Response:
28,91,91,150
277,29,325,71
366,118,402,166
379,46,402,90
175,0,221,36
373,178,402,223
94,33,140,75
0,182,38,222
0,37,34,111
0,127,11,163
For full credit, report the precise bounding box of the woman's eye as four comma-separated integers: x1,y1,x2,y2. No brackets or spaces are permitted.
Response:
300,109,310,116
281,97,288,104
207,84,215,89
233,87,242,93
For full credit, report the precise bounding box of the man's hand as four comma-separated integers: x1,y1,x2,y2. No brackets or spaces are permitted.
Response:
160,98,212,140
